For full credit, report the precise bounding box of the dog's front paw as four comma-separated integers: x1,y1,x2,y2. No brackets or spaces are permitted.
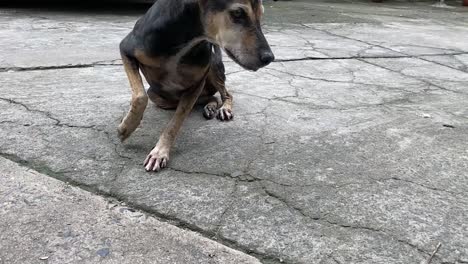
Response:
118,113,143,142
144,147,169,172
217,107,233,121
203,104,217,120
117,124,131,142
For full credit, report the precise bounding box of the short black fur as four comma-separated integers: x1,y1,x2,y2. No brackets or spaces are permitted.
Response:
123,0,206,58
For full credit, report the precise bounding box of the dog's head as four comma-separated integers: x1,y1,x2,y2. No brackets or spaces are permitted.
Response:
200,0,274,71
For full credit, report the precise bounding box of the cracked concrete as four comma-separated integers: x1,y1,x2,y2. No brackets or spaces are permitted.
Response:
1,1,468,263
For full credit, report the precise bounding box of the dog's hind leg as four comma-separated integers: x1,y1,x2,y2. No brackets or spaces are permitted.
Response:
199,95,220,119
117,50,148,141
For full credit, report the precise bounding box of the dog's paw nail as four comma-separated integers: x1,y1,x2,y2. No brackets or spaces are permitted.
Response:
144,150,169,172
217,108,233,121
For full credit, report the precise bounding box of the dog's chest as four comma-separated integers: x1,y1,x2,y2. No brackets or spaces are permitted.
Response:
141,39,212,95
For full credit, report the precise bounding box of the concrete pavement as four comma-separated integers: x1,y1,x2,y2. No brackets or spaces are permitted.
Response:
1,1,468,263
0,157,261,264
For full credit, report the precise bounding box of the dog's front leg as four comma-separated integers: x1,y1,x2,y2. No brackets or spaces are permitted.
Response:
144,77,207,172
217,86,233,121
118,53,148,141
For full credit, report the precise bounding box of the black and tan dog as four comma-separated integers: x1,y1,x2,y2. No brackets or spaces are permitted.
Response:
118,0,274,172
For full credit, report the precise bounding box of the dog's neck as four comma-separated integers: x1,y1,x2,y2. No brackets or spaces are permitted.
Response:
198,6,222,48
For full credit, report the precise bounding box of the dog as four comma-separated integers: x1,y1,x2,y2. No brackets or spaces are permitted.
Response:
118,0,274,172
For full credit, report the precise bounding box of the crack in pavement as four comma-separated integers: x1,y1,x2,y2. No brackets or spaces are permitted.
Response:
331,255,343,264
165,167,260,183
0,151,104,192
262,187,432,260
214,180,239,238
0,59,122,73
359,59,468,95
299,23,468,74
274,52,468,63
234,88,426,113
418,55,468,74
0,97,95,129
0,96,134,162
445,259,468,264
156,160,461,198
378,177,463,196
283,28,330,58
166,166,307,190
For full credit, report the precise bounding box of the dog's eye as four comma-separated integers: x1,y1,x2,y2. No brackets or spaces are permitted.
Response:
230,9,245,20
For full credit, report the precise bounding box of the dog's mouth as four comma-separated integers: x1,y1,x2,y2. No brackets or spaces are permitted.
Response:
225,49,259,72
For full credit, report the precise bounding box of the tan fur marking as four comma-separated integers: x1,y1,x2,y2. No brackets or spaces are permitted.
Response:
242,28,257,54
134,49,163,67
117,54,148,141
205,13,225,43
219,90,233,111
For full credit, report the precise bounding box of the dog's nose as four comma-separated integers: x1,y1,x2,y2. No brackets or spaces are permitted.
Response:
260,51,275,66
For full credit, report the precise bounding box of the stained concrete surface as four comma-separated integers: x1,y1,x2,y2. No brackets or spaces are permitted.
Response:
1,1,468,263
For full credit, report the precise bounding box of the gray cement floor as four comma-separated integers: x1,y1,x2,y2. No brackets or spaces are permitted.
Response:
0,157,261,264
1,1,468,263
